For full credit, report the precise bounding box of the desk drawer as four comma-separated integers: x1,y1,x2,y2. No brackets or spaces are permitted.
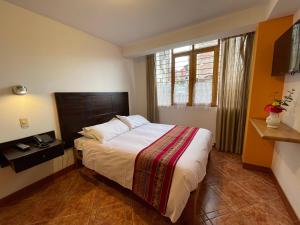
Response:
12,145,64,172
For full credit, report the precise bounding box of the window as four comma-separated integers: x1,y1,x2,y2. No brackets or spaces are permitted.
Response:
155,40,219,106
173,55,190,104
194,51,214,105
156,50,172,106
194,39,219,49
173,45,193,54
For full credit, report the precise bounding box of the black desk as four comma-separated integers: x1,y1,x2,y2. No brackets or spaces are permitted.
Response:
0,131,64,173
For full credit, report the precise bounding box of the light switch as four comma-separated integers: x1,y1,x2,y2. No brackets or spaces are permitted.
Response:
19,118,29,128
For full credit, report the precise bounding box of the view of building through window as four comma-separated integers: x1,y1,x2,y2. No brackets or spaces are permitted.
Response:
194,51,215,105
174,55,190,104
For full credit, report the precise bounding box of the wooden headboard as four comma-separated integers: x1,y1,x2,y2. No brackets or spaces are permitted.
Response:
54,92,129,148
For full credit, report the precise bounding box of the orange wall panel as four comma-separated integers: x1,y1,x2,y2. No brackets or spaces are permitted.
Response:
242,16,293,167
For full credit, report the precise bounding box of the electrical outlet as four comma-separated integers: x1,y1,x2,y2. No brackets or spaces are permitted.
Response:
19,118,29,128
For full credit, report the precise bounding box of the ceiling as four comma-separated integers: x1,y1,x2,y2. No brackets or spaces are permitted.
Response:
6,0,270,46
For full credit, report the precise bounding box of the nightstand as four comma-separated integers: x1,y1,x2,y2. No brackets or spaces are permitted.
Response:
0,131,64,173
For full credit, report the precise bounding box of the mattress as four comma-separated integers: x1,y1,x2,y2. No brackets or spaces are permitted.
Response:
74,123,213,222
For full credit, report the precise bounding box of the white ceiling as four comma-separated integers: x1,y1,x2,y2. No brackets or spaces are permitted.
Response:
6,0,270,46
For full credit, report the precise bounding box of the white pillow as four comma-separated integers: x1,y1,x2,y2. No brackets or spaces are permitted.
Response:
78,131,94,139
117,115,150,129
83,118,129,143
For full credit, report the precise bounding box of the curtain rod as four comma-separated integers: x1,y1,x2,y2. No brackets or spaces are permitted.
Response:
221,31,255,41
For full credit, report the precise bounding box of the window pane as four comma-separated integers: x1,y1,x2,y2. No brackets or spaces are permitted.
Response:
155,50,172,106
173,45,192,54
193,51,214,105
195,39,218,49
174,55,189,104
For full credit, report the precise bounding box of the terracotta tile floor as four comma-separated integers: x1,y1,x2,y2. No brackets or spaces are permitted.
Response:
0,150,297,225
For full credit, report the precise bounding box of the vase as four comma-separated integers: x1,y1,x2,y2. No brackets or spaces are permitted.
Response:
266,112,281,128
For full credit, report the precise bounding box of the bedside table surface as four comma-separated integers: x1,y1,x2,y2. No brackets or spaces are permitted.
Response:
2,140,64,161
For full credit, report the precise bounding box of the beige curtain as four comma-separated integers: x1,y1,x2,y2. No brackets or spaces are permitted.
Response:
216,33,255,154
146,54,159,123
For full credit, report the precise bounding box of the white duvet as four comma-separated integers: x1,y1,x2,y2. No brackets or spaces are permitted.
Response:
75,123,212,223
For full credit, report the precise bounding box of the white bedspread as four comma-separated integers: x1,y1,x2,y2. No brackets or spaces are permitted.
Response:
75,123,212,223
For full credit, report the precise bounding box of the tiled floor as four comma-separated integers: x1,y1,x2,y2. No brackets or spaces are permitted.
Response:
0,150,297,225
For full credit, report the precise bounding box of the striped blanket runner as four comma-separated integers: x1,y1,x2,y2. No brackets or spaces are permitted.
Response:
132,125,199,214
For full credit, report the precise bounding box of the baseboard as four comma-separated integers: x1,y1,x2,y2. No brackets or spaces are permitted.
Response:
0,164,76,206
243,162,299,223
242,163,272,173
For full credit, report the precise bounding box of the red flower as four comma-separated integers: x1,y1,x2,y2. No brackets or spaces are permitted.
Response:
264,104,285,113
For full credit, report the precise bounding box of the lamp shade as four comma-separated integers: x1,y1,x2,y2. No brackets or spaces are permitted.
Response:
12,85,28,95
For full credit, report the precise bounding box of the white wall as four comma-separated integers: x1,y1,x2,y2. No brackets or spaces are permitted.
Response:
0,1,134,198
132,57,217,141
271,10,300,219
159,107,217,142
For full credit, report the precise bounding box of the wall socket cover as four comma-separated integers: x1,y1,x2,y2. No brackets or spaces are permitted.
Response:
19,118,29,128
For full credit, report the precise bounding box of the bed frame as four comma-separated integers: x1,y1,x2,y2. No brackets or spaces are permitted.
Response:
54,92,204,225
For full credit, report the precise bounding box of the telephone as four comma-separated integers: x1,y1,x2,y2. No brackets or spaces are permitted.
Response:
33,134,54,148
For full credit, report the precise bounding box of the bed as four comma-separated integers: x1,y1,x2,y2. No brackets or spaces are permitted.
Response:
55,92,213,224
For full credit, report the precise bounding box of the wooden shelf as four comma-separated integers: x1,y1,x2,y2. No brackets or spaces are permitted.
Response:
250,118,300,144
0,131,65,172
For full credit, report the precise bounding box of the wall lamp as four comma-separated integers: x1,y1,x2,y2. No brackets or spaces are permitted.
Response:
12,85,28,95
